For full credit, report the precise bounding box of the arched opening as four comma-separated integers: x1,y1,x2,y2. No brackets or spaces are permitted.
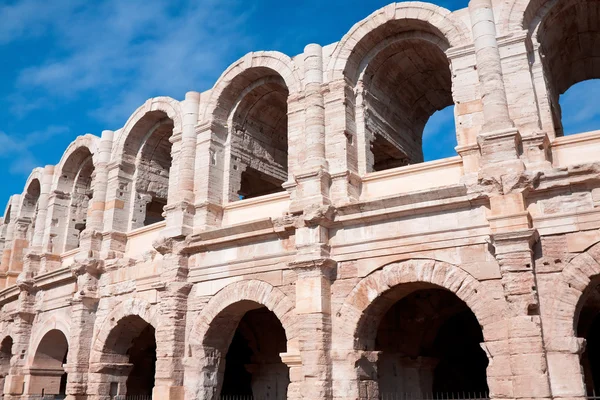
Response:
422,105,457,162
558,80,600,136
345,22,455,173
533,0,600,137
57,147,95,252
28,329,68,396
122,111,174,229
22,179,41,243
358,284,488,397
0,336,13,396
203,301,289,399
218,68,289,201
101,315,156,397
576,277,600,394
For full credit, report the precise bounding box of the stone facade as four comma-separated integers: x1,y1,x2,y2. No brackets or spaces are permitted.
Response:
1,0,600,399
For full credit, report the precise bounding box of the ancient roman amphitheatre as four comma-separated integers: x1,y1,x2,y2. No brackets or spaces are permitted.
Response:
0,0,598,398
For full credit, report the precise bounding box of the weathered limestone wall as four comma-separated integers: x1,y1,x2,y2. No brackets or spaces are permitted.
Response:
1,0,600,399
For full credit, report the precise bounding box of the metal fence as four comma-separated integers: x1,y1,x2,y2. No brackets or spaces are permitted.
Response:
27,396,66,400
112,396,153,400
219,396,254,400
380,393,490,400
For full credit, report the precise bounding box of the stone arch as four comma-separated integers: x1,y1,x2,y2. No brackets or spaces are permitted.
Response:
53,134,99,193
185,279,297,400
333,259,501,398
88,298,158,398
190,279,297,349
113,97,182,165
109,97,181,231
335,259,503,350
52,135,98,252
511,0,600,137
27,315,71,367
90,297,158,364
543,241,600,396
19,169,43,219
26,327,70,396
0,335,13,396
325,3,469,174
203,51,301,124
327,2,470,83
203,52,301,202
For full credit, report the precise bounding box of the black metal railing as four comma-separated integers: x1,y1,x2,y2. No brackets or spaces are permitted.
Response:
380,393,490,400
113,396,153,400
28,396,66,400
219,396,254,400
587,391,600,400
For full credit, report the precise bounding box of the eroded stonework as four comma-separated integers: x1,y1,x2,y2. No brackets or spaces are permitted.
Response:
0,0,599,399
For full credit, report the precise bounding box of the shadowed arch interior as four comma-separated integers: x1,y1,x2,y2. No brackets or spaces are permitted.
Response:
576,275,600,393
200,300,289,399
533,0,600,136
100,314,156,396
30,329,68,396
345,20,454,172
121,110,174,229
0,336,12,396
57,146,95,252
356,282,488,396
217,67,289,201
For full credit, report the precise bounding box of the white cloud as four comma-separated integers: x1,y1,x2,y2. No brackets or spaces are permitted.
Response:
11,0,255,126
0,126,70,176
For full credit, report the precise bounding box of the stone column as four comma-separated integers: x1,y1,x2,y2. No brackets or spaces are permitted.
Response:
7,218,32,286
151,237,191,400
3,280,36,400
290,44,331,214
324,79,361,205
469,0,513,132
86,130,114,235
290,204,336,400
100,160,131,258
331,350,380,400
0,196,20,287
491,229,552,400
164,91,199,238
30,166,54,251
39,189,70,273
469,0,524,177
193,120,225,230
64,256,102,400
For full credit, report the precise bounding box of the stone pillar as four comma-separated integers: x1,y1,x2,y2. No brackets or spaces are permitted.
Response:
30,166,54,251
491,229,552,400
324,79,361,205
290,205,335,400
469,0,513,132
7,218,32,285
86,130,114,235
64,256,102,400
193,120,225,230
3,280,36,400
469,0,524,177
0,196,20,287
164,92,199,238
151,237,190,400
290,44,331,214
100,160,131,258
331,350,380,400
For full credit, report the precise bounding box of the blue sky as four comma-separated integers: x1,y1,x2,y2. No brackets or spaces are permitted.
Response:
0,0,595,208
